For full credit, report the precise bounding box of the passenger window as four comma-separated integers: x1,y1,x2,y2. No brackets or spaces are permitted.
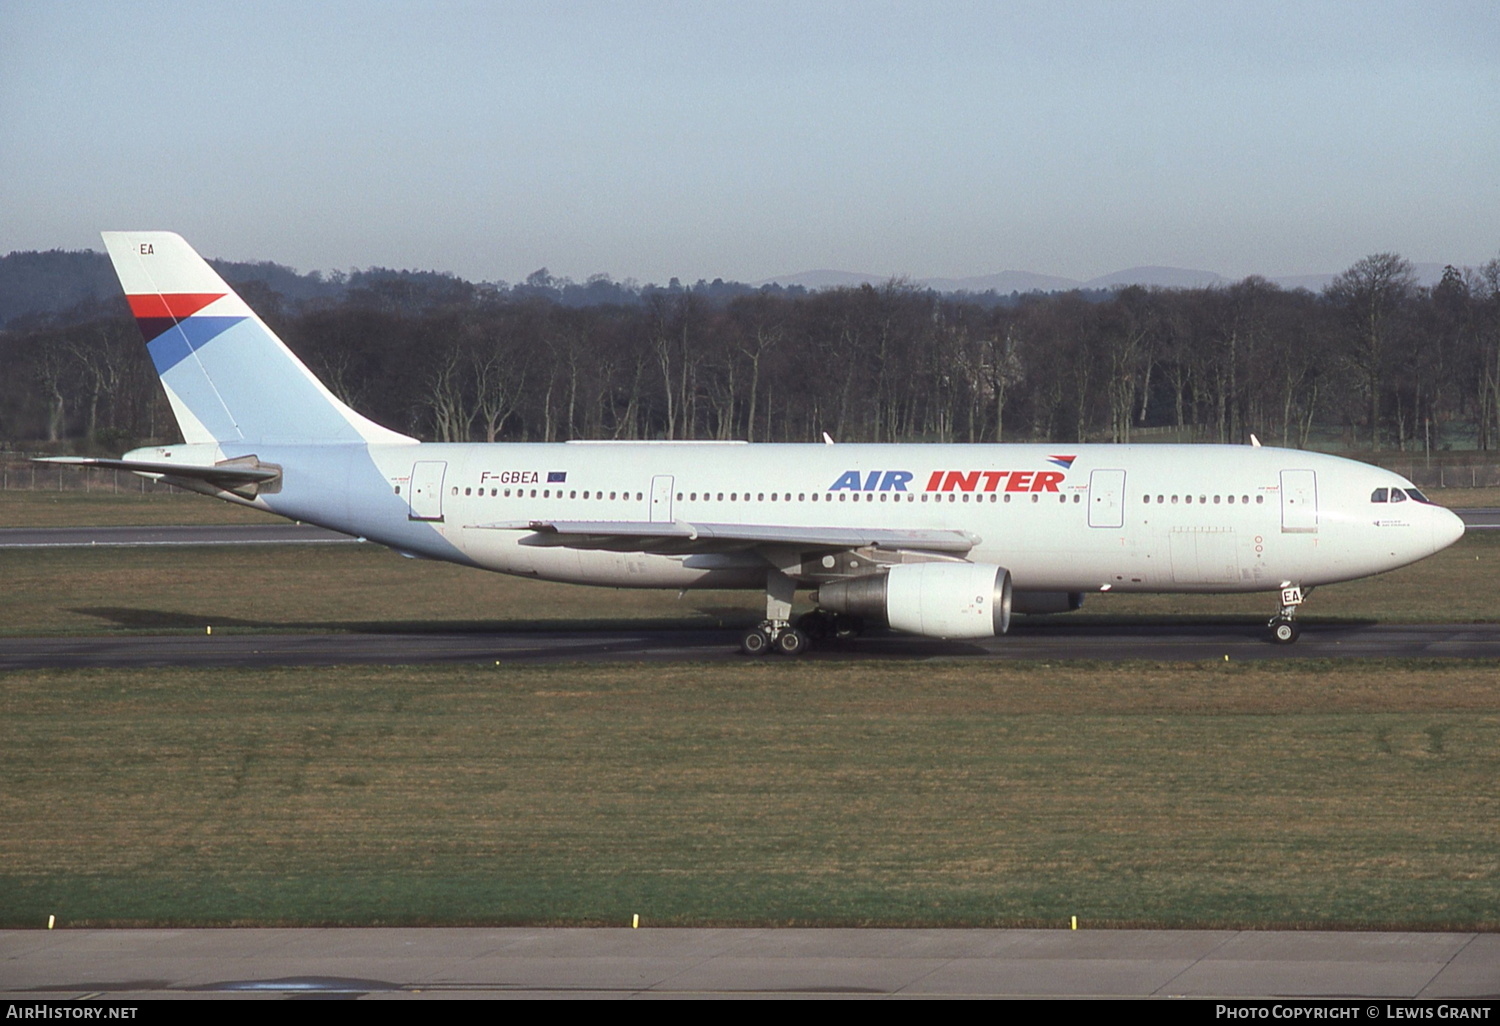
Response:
1371,488,1388,503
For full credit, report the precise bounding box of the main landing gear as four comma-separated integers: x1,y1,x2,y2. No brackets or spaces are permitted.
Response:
739,611,865,656
1267,583,1305,644
739,568,863,656
740,567,804,656
739,621,808,656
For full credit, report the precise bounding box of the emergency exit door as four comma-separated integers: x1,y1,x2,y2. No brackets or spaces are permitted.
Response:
650,475,674,523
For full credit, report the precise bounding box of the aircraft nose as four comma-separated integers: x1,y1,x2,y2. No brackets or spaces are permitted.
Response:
1432,506,1466,553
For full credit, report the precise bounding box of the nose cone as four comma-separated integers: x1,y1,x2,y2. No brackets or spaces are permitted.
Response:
1432,506,1466,554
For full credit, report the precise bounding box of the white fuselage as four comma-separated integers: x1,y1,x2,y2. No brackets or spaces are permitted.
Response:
201,440,1463,596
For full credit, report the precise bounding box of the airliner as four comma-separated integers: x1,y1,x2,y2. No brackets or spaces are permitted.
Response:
46,232,1466,654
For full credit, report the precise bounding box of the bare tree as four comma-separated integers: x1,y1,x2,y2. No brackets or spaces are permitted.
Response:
1326,253,1416,450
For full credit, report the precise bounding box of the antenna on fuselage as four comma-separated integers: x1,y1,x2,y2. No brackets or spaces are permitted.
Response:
822,432,836,445
1249,434,1262,448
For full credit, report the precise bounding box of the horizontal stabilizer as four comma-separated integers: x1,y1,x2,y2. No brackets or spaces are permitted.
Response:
473,518,978,554
37,456,281,490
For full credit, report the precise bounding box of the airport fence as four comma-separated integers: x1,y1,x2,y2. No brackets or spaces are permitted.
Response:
0,454,171,493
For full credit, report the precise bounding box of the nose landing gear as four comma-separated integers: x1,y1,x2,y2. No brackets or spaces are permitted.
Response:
1267,583,1305,644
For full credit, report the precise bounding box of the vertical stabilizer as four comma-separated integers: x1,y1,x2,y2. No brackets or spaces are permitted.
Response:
103,231,414,446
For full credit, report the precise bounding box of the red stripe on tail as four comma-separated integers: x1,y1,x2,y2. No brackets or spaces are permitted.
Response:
127,293,225,320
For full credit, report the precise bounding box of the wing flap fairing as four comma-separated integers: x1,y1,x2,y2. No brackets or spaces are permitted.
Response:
472,519,978,555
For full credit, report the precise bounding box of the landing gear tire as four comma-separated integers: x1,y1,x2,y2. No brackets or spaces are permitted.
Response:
1269,618,1300,644
740,628,772,656
774,628,809,657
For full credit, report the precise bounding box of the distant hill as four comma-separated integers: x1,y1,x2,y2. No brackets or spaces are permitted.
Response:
761,260,1463,295
3,247,1472,328
1083,266,1224,289
925,271,1084,294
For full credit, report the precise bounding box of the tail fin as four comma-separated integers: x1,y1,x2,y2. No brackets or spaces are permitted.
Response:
103,231,414,446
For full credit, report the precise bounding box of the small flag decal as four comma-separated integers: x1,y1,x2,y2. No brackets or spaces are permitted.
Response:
547,471,567,483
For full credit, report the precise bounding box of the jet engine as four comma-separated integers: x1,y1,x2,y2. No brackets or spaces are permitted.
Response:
816,562,1012,639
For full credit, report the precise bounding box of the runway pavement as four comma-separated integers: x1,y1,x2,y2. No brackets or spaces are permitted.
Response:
2,621,1500,669
1460,507,1500,529
3,517,1497,667
2,927,1496,999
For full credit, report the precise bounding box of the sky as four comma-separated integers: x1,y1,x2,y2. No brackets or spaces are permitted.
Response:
2,0,1497,285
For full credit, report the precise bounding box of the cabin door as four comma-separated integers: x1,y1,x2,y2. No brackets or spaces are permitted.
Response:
408,460,447,521
1280,470,1318,533
1088,469,1127,528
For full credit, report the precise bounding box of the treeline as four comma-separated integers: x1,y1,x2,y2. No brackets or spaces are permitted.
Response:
3,252,1499,453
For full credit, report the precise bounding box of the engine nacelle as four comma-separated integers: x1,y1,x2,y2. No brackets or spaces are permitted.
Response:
1011,591,1085,615
816,563,1012,639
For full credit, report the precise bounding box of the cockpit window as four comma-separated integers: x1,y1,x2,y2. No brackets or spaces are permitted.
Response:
1389,488,1406,503
1371,488,1388,503
1405,488,1433,504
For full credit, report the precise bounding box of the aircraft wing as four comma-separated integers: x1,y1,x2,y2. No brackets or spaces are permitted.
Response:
473,519,979,555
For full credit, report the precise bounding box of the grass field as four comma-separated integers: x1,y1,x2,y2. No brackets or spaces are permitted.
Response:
2,488,1497,931
2,660,1496,929
0,489,282,527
